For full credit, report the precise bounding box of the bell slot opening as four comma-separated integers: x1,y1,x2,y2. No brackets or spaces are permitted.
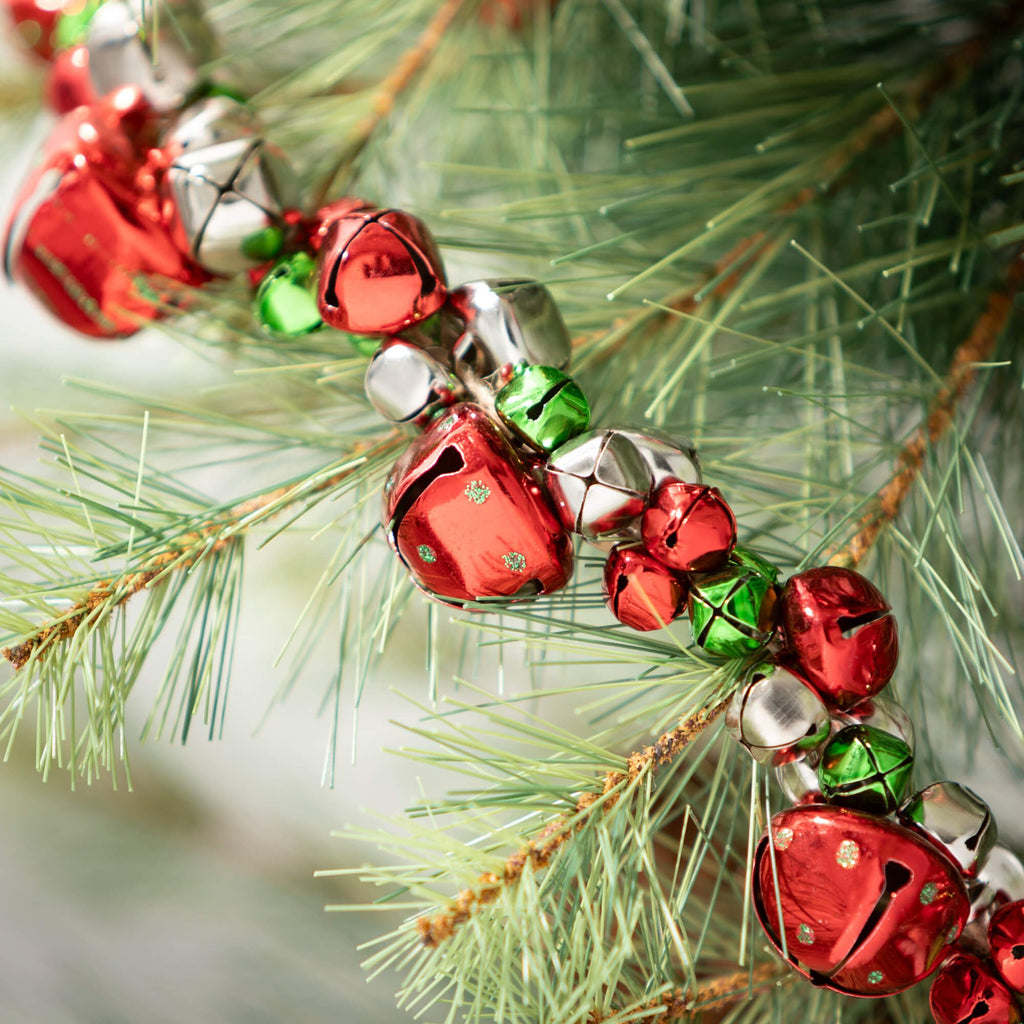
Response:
526,378,570,421
836,608,890,640
389,446,466,540
827,859,912,977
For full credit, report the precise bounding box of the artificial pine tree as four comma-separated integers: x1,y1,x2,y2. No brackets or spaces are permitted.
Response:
1,1,1023,1022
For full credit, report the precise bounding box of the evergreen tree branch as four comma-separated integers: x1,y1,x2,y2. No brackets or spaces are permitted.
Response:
312,0,469,206
415,696,729,947
411,246,1023,953
828,255,1024,570
577,3,1017,373
1,433,403,671
591,963,787,1022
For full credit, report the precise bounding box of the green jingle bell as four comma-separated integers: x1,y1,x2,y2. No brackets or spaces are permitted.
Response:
255,251,323,336
495,365,590,452
687,547,779,658
817,724,914,815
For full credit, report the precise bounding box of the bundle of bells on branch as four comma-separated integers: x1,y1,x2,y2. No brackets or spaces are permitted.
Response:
4,6,1023,1020
2,0,300,337
725,582,1024,1021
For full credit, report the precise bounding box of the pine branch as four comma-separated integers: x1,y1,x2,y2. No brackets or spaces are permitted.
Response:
828,255,1024,569
312,0,469,206
409,249,1023,952
2,433,403,671
415,696,729,947
576,2,1018,373
592,963,787,1023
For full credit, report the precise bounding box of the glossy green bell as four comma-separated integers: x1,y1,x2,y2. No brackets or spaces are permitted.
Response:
818,724,914,814
687,547,779,657
495,365,590,452
255,251,322,336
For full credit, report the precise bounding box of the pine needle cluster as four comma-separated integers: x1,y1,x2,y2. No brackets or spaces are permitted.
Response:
2,0,1023,1021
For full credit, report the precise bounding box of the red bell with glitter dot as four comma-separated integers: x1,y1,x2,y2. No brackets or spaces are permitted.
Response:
3,0,73,60
776,566,898,710
603,543,687,631
4,89,205,338
753,804,969,997
989,900,1024,993
641,481,736,573
316,204,447,335
383,404,573,606
930,953,1022,1024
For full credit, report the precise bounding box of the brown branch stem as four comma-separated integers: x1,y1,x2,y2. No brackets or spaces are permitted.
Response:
2,433,404,671
416,696,728,947
573,9,1008,371
588,963,787,1023
313,0,468,207
829,257,1024,569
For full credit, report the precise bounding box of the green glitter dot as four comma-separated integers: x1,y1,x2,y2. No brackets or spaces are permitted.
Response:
774,827,794,851
919,882,938,906
868,970,883,985
465,480,491,505
797,923,815,946
946,924,959,943
503,552,526,573
836,840,860,869
417,545,437,564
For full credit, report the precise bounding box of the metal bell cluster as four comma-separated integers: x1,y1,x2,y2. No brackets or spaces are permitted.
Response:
2,0,301,337
717,569,1023,1015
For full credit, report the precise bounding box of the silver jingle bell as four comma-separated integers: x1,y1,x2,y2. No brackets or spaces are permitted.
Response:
86,0,213,112
544,428,652,542
163,98,299,276
726,665,830,766
775,756,822,804
960,844,1024,953
898,781,996,879
775,694,913,804
365,340,460,427
449,279,572,385
839,695,915,750
615,429,701,488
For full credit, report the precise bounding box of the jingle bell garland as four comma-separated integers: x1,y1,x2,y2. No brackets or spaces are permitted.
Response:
5,10,1023,1020
2,0,300,338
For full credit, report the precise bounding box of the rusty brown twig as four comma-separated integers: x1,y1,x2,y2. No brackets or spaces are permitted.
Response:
829,257,1024,569
587,963,787,1023
2,434,404,671
312,0,468,207
416,697,729,947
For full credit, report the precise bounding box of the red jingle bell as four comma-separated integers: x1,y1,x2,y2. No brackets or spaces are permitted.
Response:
776,566,898,710
929,953,1022,1024
4,89,205,338
383,404,573,606
989,900,1024,993
3,0,73,59
641,481,736,573
753,804,969,996
316,204,447,335
44,44,97,114
602,543,687,631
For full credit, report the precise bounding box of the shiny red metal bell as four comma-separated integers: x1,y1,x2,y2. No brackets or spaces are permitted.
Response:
383,404,573,606
989,900,1024,994
603,543,687,631
3,0,71,59
316,204,447,334
641,481,736,572
929,953,1022,1024
4,89,204,338
753,804,969,997
777,566,898,710
45,44,97,113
